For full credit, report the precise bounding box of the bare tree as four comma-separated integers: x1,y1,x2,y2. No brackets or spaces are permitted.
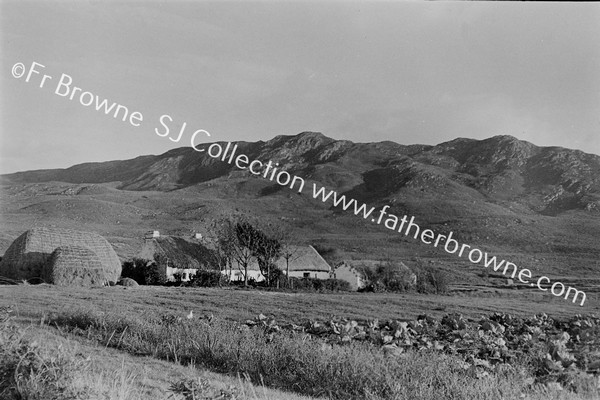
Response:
268,224,301,286
232,217,258,286
204,218,236,285
207,215,298,287
250,221,283,287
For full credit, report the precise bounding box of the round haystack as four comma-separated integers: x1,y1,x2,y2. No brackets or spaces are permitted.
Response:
0,227,121,283
119,277,139,287
42,246,107,287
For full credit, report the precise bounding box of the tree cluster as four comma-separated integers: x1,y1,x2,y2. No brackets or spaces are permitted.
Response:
206,215,297,287
121,256,166,285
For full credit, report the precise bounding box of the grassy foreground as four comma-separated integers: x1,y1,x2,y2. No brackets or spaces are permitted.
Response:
46,308,600,400
2,285,599,399
0,306,315,400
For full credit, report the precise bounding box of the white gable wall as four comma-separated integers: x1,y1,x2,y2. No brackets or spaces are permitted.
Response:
334,264,366,291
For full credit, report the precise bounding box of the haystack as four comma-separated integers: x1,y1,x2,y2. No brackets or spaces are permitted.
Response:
42,246,107,286
0,227,121,283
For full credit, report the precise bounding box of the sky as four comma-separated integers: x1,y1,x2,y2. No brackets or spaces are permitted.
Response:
1,1,599,174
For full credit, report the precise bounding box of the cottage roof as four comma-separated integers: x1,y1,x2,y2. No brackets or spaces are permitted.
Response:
275,245,331,272
230,245,331,272
138,236,213,270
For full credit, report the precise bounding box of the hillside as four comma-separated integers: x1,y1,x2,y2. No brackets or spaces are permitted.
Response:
2,132,600,292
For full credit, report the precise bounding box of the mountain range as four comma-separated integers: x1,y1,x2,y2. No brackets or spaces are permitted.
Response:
2,132,599,289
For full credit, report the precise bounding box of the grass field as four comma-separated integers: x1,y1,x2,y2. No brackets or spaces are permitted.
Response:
3,284,598,326
2,284,600,399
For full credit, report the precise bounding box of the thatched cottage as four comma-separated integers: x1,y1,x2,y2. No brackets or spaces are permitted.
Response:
277,245,332,279
138,233,213,282
0,227,121,285
223,245,332,282
334,260,417,291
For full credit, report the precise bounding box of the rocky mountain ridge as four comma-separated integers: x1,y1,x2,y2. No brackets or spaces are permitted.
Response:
4,132,600,216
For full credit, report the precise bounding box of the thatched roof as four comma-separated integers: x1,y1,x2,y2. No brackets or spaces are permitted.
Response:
42,245,107,286
275,245,331,272
0,227,121,282
138,236,214,269
231,245,331,272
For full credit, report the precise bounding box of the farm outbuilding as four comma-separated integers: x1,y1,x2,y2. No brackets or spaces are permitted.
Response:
333,262,368,291
0,227,121,285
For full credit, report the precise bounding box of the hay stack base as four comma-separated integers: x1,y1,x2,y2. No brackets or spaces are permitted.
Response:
43,246,107,287
118,277,139,287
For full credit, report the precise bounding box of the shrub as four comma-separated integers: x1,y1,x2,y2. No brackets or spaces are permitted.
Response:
188,270,227,287
121,257,167,285
286,277,350,292
146,255,168,285
172,272,183,285
359,281,386,293
265,266,283,287
416,266,450,294
288,277,315,291
121,258,149,284
322,279,351,292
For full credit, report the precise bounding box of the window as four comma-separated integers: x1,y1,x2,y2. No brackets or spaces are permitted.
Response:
303,272,310,278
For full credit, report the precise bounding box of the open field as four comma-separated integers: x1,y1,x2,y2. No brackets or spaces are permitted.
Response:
3,284,599,327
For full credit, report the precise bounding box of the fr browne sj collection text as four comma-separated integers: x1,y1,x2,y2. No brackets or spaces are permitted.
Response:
11,61,211,148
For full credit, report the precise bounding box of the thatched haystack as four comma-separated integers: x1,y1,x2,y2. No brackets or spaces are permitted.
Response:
0,227,121,283
42,246,107,286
